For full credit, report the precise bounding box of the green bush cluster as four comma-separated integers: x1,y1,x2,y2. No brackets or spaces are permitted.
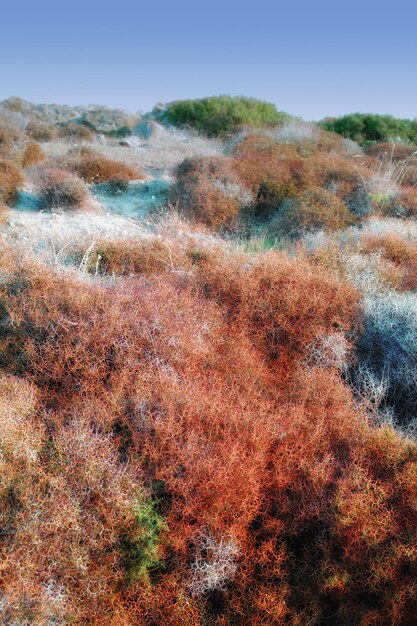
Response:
123,497,167,582
320,113,417,145
161,95,290,136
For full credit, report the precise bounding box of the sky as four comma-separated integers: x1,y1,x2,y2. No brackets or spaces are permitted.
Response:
1,0,416,120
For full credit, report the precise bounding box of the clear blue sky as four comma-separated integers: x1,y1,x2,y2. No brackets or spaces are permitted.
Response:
1,0,416,120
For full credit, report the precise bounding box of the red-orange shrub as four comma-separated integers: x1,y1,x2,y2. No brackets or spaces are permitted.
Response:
26,120,56,142
39,168,89,209
172,156,248,229
0,125,20,158
304,154,369,198
230,137,369,219
194,250,359,364
0,159,24,203
21,142,45,167
232,143,306,215
0,244,415,625
378,187,417,218
78,238,193,276
66,150,143,184
274,187,356,237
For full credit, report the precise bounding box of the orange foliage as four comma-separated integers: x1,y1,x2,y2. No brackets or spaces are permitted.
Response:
39,167,89,209
232,143,305,215
276,187,356,236
0,243,415,625
21,142,45,167
0,159,24,203
378,187,417,218
66,150,143,184
172,156,246,229
230,136,369,221
0,126,19,157
77,238,194,276
58,122,95,140
303,154,369,199
26,120,56,142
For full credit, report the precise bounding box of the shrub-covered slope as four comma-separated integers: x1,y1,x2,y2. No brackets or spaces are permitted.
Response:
0,99,416,626
0,242,415,625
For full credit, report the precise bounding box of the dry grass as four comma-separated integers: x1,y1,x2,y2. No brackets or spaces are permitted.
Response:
364,142,417,161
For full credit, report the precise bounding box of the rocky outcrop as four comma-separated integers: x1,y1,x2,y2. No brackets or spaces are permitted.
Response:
78,108,140,137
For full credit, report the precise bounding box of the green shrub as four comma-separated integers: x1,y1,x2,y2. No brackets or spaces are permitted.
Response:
123,497,167,582
162,95,290,136
320,113,417,146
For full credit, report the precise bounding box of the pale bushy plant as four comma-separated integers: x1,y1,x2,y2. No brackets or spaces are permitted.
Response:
211,178,253,206
188,532,240,596
353,290,417,429
307,331,351,371
265,119,318,143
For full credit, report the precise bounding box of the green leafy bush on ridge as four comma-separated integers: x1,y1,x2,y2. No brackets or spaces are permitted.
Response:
161,95,290,136
320,113,417,146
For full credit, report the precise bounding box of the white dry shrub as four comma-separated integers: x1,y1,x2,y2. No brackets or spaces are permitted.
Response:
357,217,417,241
345,253,388,294
266,120,318,143
188,532,241,596
301,229,333,252
307,331,351,371
342,137,363,155
359,148,417,200
353,290,417,430
366,175,401,199
353,363,397,429
212,179,253,207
